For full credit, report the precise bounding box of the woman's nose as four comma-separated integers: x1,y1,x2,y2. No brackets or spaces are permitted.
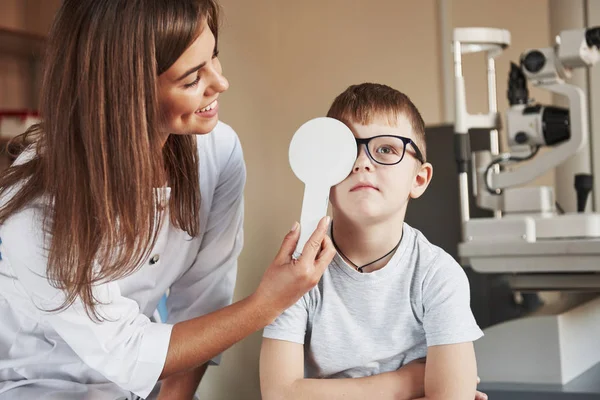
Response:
205,59,229,95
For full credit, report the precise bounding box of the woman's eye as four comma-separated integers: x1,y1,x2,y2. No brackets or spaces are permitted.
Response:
184,50,220,89
184,75,200,89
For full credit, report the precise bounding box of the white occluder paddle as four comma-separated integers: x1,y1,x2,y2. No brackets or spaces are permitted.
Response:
288,117,357,259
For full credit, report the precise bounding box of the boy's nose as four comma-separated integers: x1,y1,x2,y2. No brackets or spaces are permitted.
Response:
353,145,373,172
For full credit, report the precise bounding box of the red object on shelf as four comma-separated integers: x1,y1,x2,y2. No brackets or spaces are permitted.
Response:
0,110,41,139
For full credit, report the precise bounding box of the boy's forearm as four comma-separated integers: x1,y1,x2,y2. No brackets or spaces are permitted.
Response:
411,390,477,400
411,396,473,400
413,343,478,400
288,374,399,400
269,363,425,400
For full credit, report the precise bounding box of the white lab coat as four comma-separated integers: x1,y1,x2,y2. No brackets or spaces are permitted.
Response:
0,122,246,400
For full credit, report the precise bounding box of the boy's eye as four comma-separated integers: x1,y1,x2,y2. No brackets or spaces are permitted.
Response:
376,146,396,154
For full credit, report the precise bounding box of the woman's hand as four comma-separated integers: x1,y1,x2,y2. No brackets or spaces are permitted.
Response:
161,216,335,379
254,216,335,321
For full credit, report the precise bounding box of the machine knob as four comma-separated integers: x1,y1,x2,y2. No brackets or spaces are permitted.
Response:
586,27,600,48
575,174,593,213
515,132,529,144
522,50,546,73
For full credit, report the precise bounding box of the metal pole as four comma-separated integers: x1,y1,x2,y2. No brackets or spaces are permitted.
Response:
487,56,502,218
454,39,471,234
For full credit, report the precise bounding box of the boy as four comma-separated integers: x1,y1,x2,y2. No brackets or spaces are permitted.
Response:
260,83,485,400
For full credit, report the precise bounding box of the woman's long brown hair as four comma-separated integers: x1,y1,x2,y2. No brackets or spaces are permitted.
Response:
0,0,220,320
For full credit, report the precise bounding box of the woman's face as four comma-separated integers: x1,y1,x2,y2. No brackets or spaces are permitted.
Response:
157,19,229,138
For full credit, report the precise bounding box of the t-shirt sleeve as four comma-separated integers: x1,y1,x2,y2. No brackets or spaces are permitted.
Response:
421,253,483,347
262,294,310,344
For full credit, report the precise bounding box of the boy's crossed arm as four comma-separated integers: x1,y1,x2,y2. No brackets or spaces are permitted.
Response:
260,338,426,400
260,338,487,400
413,342,480,400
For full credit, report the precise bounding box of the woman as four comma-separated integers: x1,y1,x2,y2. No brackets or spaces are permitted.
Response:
0,1,335,399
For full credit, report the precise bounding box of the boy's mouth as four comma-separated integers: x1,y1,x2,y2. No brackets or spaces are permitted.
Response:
350,182,379,192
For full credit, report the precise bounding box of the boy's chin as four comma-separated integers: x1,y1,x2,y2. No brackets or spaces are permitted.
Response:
340,207,388,225
336,202,407,226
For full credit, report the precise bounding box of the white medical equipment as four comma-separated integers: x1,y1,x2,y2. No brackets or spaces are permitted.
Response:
453,25,600,393
288,117,357,259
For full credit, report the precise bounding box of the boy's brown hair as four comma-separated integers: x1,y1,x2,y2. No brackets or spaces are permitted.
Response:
326,83,427,161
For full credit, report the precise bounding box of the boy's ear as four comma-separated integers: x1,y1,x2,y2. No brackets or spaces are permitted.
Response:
410,162,433,199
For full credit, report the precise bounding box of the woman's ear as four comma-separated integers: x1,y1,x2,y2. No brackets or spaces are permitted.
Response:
410,162,433,199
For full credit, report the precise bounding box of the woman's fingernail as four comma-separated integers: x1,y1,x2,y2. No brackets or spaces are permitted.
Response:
326,216,331,225
290,222,299,232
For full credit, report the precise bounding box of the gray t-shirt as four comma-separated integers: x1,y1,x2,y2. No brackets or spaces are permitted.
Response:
263,223,483,379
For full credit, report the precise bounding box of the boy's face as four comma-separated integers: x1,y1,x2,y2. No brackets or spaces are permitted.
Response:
330,114,433,224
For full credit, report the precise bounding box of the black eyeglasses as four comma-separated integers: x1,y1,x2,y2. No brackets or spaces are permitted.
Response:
355,135,425,165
